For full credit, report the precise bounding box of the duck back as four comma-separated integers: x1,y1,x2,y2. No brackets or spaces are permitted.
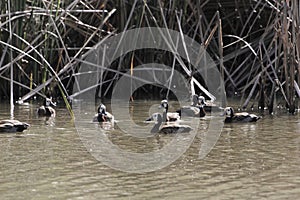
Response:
0,120,29,133
159,124,192,134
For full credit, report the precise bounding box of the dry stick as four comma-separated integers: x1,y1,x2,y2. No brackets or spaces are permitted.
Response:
70,79,115,99
93,2,116,99
223,4,243,74
198,23,218,67
0,9,109,17
7,0,14,114
292,0,300,68
268,81,276,114
223,34,261,89
42,0,78,98
296,1,300,106
275,79,289,105
166,17,180,99
225,54,251,86
185,0,199,25
236,56,259,87
245,36,276,95
289,0,298,112
242,0,265,37
0,33,55,101
217,12,226,107
0,27,56,73
282,1,290,108
261,38,286,109
119,0,139,100
239,56,260,107
202,12,219,49
217,2,236,37
261,42,277,83
2,1,104,98
103,0,137,98
145,3,215,101
222,45,256,87
262,1,284,110
110,0,137,67
237,29,277,102
294,80,300,98
196,9,209,84
175,10,199,97
176,10,191,70
99,44,106,98
18,8,116,103
274,23,280,111
0,74,44,97
258,45,266,110
242,73,261,109
0,33,9,69
71,59,173,98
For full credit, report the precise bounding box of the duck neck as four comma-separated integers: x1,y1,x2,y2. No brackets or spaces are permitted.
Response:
224,117,232,123
150,122,161,133
230,111,234,118
97,113,105,122
199,106,206,117
162,104,168,121
164,104,168,113
150,116,163,133
162,111,167,122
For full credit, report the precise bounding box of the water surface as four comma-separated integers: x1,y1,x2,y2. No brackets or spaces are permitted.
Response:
0,100,299,199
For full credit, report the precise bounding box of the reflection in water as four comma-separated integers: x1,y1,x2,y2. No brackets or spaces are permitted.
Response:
0,101,299,199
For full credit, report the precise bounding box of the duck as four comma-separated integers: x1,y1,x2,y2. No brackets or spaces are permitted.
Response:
150,113,192,134
223,107,261,123
145,99,180,122
37,97,56,117
159,99,180,122
0,120,30,133
176,95,206,118
93,103,114,124
199,96,222,112
197,96,207,117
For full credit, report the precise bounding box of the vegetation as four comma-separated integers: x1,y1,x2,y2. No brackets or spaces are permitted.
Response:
0,0,299,113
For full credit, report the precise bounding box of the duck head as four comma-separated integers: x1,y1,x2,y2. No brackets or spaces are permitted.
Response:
159,99,168,112
97,104,106,114
224,107,234,117
44,97,56,107
198,96,206,107
96,104,107,122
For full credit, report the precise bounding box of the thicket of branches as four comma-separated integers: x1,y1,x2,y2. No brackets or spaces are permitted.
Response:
0,0,299,113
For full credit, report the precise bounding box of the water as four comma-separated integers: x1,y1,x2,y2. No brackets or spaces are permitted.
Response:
0,100,300,199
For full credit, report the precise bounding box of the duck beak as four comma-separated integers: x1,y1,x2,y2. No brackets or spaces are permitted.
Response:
145,116,153,121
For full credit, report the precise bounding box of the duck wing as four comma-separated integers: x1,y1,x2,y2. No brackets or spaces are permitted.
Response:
167,112,180,121
233,112,260,122
14,122,30,132
0,120,29,132
0,122,14,132
37,106,46,116
45,106,56,117
176,106,200,117
104,112,114,122
160,124,192,134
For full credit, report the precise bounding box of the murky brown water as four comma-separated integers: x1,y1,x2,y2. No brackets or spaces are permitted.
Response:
0,100,300,199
